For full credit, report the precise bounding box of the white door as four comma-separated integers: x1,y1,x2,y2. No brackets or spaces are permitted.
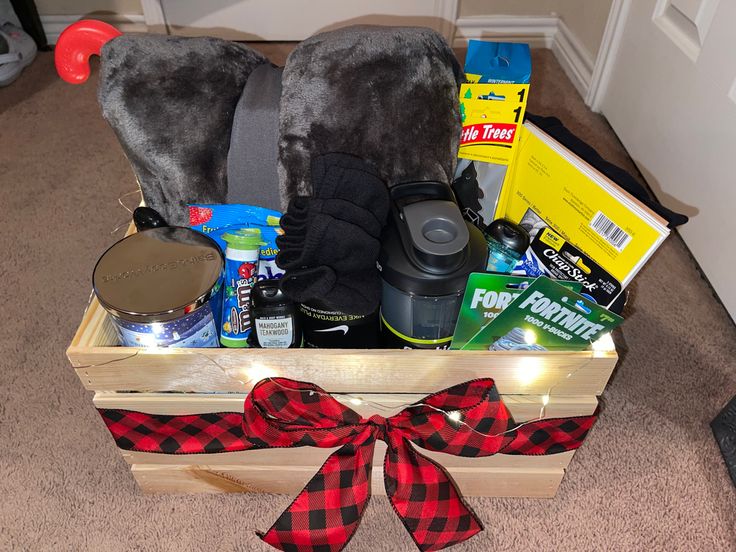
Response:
598,0,736,318
151,0,457,41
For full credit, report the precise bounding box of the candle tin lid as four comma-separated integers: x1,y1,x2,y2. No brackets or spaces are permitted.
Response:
93,227,224,323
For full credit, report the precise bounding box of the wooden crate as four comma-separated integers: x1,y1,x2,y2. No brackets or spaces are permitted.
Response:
67,287,617,498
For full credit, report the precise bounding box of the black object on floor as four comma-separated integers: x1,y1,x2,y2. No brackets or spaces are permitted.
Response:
711,395,736,487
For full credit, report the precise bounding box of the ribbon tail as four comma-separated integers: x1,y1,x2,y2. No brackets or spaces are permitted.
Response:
501,414,598,455
259,438,376,552
384,439,482,551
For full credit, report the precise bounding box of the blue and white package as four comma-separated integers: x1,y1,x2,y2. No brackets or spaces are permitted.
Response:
189,204,281,231
189,204,284,281
464,40,531,84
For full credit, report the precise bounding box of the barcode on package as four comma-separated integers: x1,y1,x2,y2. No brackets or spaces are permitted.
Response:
590,211,631,251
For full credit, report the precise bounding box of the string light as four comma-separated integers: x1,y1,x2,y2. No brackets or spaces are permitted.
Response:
71,348,141,369
76,276,602,439
117,188,141,214
591,332,614,353
141,346,168,354
244,363,279,384
110,188,142,234
76,348,597,440
139,334,159,347
110,220,132,235
515,356,544,385
76,328,596,408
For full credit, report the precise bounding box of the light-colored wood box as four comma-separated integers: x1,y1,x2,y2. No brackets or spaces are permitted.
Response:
67,288,618,498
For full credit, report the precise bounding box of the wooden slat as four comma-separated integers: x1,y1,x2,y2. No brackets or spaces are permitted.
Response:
96,391,589,471
71,349,615,395
93,391,598,420
69,296,119,350
69,220,136,350
69,323,616,396
121,442,575,470
131,464,565,497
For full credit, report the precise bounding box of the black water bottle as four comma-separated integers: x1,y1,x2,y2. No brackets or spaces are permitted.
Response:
249,279,302,348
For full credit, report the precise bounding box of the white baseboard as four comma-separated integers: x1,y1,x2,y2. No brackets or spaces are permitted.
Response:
454,15,597,102
454,16,558,49
551,19,595,100
42,11,599,103
41,14,147,45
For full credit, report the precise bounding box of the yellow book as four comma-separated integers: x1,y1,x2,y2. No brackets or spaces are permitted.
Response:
494,122,669,286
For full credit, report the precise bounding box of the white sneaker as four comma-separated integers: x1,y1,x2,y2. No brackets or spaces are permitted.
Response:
0,22,37,87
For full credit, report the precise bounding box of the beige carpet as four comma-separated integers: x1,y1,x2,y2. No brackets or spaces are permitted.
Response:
1,47,735,551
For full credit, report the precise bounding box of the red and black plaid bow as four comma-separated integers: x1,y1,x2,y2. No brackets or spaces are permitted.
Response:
100,378,596,551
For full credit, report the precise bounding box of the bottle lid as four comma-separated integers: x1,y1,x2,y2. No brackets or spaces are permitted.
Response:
222,228,265,250
485,219,530,254
378,181,489,297
251,279,291,309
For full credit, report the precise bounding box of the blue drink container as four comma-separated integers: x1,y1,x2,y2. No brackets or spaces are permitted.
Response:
483,219,530,274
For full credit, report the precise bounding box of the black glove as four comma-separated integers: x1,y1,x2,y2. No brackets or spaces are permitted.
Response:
276,153,390,314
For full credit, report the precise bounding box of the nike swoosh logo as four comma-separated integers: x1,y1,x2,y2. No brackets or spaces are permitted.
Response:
314,325,349,335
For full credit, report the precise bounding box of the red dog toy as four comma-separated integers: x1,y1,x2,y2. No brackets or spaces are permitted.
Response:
54,20,121,84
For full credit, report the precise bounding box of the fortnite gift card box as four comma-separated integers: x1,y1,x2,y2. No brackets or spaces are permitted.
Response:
67,222,617,498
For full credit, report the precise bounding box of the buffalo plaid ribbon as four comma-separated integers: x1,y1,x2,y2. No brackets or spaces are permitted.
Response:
100,378,596,551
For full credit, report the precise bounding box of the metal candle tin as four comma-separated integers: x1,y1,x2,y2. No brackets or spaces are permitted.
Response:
93,227,224,348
